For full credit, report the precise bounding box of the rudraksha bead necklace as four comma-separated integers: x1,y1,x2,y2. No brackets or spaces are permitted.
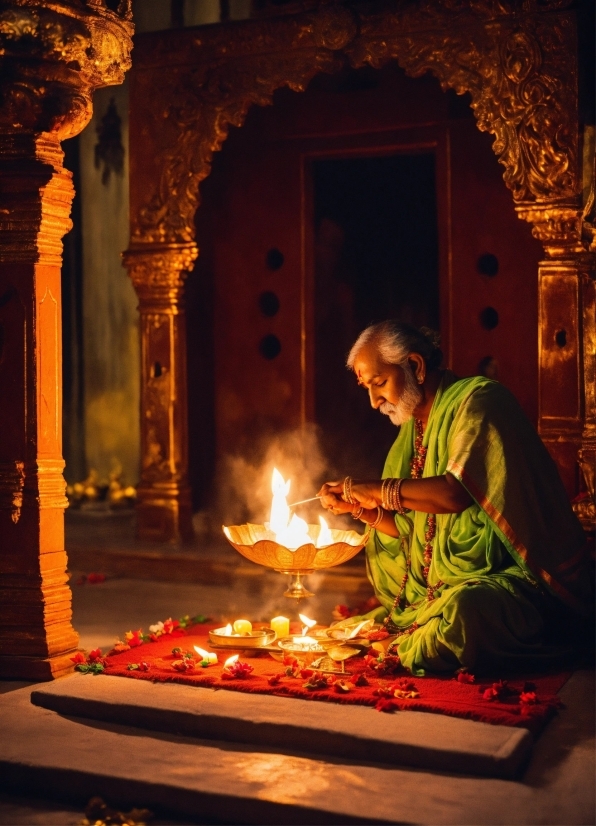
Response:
383,419,443,634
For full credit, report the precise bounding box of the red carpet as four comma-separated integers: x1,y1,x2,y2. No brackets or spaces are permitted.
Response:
100,624,570,736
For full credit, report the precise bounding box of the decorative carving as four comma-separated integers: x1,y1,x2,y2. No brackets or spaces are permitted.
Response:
312,5,357,51
516,202,585,255
124,244,198,301
130,1,580,249
0,1,133,139
346,5,578,205
0,461,24,523
123,245,195,541
572,448,595,529
127,0,593,540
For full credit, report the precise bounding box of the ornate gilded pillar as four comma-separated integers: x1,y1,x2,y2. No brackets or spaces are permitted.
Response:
123,244,196,542
517,200,595,517
0,1,132,679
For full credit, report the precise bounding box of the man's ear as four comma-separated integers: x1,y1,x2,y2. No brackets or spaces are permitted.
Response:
407,353,425,383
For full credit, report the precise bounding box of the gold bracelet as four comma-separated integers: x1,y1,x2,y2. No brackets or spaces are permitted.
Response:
351,506,364,520
369,506,383,528
343,476,356,505
381,478,392,510
394,478,406,515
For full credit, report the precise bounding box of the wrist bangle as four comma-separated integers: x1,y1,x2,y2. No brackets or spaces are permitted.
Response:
368,506,383,528
381,478,391,510
394,478,406,515
343,476,356,505
351,506,364,520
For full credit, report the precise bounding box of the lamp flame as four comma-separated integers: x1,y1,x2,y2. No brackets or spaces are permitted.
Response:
194,646,209,659
291,635,318,648
268,469,312,549
316,515,333,547
299,614,317,629
224,654,239,668
222,624,232,636
269,468,291,535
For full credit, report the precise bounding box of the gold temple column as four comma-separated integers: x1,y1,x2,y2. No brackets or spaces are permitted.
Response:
518,202,596,515
0,1,132,679
124,244,197,543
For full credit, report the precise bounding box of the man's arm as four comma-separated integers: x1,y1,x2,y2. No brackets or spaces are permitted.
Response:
318,474,472,517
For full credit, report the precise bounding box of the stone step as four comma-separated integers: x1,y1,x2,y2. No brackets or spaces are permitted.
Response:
31,674,532,780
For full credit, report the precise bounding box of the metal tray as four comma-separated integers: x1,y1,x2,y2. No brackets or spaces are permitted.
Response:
208,627,277,649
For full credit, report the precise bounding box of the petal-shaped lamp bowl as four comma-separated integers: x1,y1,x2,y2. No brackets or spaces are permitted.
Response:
223,523,369,600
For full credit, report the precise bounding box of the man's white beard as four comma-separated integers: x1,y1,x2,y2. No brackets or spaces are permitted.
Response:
380,364,423,426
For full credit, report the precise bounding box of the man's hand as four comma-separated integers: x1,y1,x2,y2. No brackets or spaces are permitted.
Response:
317,480,380,512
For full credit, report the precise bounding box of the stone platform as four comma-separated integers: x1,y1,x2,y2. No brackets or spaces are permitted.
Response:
0,670,593,824
31,675,532,779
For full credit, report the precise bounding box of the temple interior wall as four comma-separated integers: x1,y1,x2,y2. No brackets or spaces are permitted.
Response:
189,63,543,511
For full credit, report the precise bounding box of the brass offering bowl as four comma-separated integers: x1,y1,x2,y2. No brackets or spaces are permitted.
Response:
208,626,277,649
277,635,329,665
223,523,368,600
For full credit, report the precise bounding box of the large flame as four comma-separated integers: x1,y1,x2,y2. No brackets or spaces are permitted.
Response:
269,468,291,535
268,469,312,549
316,515,333,548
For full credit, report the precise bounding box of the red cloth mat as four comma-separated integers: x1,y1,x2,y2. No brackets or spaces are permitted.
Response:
101,624,570,736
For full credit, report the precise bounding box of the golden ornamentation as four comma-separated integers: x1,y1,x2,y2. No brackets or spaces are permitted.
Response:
572,449,596,529
0,1,133,139
516,203,585,256
130,1,580,248
0,461,25,523
123,245,195,540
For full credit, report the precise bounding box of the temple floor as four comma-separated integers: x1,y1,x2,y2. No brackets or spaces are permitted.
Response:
0,511,593,825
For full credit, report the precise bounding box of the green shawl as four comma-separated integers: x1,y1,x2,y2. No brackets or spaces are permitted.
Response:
366,371,591,629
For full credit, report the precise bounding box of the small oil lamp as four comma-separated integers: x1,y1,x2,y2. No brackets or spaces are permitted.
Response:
223,469,368,600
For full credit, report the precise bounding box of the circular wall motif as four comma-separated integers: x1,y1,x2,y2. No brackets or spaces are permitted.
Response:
266,248,284,271
258,291,280,317
476,253,499,277
259,334,282,360
479,307,499,330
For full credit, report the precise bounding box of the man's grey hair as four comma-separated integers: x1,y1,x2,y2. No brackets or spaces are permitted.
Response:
347,320,442,370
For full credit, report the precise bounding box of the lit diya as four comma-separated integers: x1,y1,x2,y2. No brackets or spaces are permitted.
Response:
223,469,368,600
208,620,276,649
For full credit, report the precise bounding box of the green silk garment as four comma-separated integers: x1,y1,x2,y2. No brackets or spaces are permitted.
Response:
363,372,591,675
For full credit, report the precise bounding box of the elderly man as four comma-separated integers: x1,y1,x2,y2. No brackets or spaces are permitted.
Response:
318,321,591,675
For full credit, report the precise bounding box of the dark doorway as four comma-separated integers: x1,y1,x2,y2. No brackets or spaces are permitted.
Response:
313,153,439,478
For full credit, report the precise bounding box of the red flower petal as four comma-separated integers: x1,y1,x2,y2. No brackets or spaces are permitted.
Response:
375,698,398,713
457,672,475,684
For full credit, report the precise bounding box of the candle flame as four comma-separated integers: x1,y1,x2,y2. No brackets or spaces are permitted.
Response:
316,515,333,547
299,614,317,629
224,654,239,668
222,624,232,636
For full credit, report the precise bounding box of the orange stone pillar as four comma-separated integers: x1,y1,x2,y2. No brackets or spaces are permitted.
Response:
0,1,132,680
123,245,197,543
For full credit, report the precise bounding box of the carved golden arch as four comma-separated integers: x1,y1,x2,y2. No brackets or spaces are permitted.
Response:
125,1,595,541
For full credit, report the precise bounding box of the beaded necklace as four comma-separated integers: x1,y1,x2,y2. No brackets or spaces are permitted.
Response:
383,419,443,634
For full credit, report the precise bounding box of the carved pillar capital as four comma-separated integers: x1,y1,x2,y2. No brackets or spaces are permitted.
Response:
123,243,197,542
0,0,133,140
123,243,198,306
516,201,588,259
